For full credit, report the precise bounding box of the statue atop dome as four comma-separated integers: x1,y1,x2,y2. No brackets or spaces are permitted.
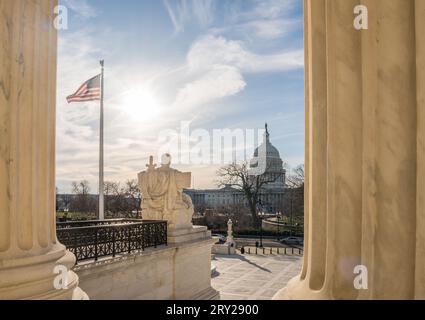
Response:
265,122,270,139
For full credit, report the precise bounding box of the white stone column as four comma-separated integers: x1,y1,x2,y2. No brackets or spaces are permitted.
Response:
274,0,425,300
0,0,87,299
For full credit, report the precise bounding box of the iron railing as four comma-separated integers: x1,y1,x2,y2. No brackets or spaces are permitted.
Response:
57,219,167,263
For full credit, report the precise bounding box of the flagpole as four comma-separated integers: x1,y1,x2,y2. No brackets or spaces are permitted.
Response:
99,60,105,220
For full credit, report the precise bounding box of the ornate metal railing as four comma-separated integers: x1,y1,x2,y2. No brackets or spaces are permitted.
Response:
56,219,167,263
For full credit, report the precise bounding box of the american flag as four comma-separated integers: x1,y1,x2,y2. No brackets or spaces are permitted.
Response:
66,74,101,103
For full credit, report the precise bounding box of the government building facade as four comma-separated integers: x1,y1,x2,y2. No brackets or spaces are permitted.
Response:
185,124,286,213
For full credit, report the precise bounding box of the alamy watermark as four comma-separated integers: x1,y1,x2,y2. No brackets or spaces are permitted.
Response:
54,5,68,30
353,265,368,290
156,121,269,175
354,5,369,30
53,264,69,290
54,4,369,31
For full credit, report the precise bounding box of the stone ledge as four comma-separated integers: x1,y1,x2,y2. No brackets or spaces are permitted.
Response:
74,231,217,300
74,237,217,274
191,287,220,300
212,243,236,255
167,225,211,244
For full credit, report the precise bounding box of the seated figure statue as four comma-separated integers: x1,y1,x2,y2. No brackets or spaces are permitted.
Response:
138,153,193,230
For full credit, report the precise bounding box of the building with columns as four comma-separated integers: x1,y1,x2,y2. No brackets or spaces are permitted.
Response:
185,185,245,210
186,124,286,213
249,123,286,213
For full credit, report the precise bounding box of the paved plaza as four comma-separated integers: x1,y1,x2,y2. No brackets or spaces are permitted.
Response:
211,253,303,300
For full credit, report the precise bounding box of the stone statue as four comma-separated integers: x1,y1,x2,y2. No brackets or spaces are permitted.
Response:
138,154,194,230
226,219,236,247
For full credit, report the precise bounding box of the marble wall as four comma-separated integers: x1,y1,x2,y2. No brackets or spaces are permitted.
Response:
75,238,219,300
274,0,425,300
0,0,86,299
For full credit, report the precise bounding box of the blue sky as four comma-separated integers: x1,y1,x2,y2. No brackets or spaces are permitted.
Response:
56,0,304,193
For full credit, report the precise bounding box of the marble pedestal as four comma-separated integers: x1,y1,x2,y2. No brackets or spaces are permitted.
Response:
212,243,236,255
168,225,211,244
75,226,219,300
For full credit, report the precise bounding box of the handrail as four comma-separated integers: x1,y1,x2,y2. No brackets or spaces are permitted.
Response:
56,219,167,263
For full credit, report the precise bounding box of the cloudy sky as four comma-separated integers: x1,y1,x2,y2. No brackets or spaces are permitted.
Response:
56,0,304,193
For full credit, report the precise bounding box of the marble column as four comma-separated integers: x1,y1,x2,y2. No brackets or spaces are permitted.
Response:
0,0,87,299
274,0,425,300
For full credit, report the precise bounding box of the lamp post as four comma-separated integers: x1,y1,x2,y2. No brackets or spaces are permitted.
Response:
277,212,281,241
290,189,294,237
258,211,265,248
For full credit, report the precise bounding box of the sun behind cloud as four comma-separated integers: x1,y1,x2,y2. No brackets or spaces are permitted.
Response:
121,87,161,122
55,0,304,193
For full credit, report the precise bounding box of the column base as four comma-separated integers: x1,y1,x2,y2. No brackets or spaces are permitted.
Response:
72,287,89,300
272,275,333,300
0,244,88,300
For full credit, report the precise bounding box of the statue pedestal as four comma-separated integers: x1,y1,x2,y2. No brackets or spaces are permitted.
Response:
131,156,218,299
211,218,237,255
212,243,236,255
75,225,219,300
167,225,210,244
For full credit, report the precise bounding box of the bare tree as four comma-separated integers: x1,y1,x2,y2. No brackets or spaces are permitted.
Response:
219,203,252,231
103,180,141,218
122,179,141,218
194,203,207,215
70,180,96,214
286,164,304,189
282,164,305,235
104,181,121,216
216,162,283,228
72,180,90,195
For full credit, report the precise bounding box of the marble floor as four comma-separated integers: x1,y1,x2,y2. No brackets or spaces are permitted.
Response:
211,253,303,300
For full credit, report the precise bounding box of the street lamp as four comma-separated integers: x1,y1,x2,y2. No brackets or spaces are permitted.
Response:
290,189,294,237
276,211,282,241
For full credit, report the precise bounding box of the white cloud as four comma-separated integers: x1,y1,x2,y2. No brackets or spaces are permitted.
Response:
174,65,246,110
242,18,301,40
248,0,300,40
56,28,186,192
192,0,215,26
186,35,303,73
169,35,302,111
56,3,303,193
250,0,296,19
215,0,300,40
164,0,215,33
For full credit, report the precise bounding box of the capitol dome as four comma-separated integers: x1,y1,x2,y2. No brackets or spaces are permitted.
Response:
253,135,281,159
249,123,286,191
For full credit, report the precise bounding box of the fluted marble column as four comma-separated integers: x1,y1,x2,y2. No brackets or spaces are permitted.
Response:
274,0,425,300
0,0,87,299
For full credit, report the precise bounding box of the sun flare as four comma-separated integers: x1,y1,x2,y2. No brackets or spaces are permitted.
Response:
122,87,160,121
